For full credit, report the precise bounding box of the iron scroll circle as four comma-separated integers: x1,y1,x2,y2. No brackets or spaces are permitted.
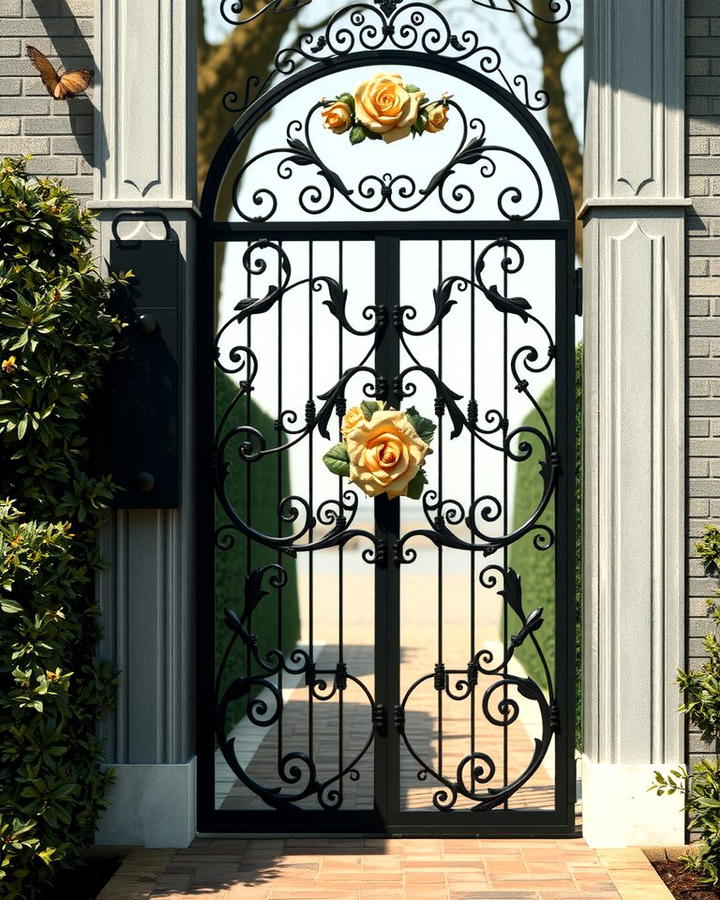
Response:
199,49,576,225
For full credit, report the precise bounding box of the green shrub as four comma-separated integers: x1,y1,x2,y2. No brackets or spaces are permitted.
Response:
0,156,121,898
507,342,583,749
215,370,300,707
651,524,720,886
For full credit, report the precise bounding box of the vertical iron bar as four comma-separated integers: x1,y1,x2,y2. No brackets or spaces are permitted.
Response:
276,240,284,769
437,240,444,784
374,236,400,824
470,239,476,774
502,242,509,806
308,241,315,770
338,240,345,803
245,242,252,681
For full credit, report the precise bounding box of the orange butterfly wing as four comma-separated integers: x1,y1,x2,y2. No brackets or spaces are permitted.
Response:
56,69,94,100
26,45,59,97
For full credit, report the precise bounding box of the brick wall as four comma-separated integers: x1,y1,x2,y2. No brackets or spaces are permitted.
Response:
0,0,93,200
687,0,720,769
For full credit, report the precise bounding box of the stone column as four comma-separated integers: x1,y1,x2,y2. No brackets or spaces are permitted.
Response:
581,0,688,846
90,0,198,848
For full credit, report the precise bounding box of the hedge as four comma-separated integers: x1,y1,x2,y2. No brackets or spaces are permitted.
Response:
0,156,120,898
506,342,583,749
214,370,300,707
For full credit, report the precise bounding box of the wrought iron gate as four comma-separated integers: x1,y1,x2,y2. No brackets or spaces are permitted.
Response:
197,0,577,835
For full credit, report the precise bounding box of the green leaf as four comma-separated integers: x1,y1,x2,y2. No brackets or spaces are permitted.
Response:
336,92,355,111
322,442,350,477
405,84,421,93
349,125,366,145
406,467,428,500
405,406,436,444
0,598,22,614
414,112,427,136
360,400,381,420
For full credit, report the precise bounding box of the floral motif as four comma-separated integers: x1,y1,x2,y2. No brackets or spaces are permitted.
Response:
321,73,450,145
323,400,436,500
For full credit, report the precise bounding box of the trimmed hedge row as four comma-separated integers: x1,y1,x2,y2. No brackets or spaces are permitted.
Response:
214,371,300,707
0,157,120,898
507,343,583,749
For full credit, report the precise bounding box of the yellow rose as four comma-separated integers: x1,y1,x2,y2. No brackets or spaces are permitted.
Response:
425,103,449,134
354,73,425,144
341,402,384,438
321,100,353,135
345,409,428,499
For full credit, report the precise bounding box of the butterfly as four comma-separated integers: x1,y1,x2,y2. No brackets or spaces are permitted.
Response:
26,45,94,100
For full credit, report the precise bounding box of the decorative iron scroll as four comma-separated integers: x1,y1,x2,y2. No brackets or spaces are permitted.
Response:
213,238,557,567
470,0,571,24
394,566,559,811
216,564,378,809
233,101,545,221
223,0,561,115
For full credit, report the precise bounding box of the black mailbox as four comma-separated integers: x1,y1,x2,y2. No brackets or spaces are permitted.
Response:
108,212,180,508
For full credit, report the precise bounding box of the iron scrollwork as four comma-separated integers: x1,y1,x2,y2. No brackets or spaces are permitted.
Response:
216,565,378,810
223,0,566,115
394,566,559,811
233,100,544,221
393,238,558,564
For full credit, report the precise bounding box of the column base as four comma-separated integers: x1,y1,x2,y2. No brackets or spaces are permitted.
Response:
95,757,196,848
582,757,686,847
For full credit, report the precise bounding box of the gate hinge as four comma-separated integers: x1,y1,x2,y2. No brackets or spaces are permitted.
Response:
575,267,583,317
371,703,386,732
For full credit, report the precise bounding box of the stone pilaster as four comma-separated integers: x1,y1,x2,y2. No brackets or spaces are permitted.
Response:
91,0,198,848
581,0,687,847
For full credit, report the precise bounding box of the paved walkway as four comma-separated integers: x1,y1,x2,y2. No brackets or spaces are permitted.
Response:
99,839,675,900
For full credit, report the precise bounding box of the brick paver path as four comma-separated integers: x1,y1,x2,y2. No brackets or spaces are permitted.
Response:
144,837,637,899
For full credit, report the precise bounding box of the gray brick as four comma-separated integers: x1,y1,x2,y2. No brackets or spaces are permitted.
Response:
691,498,712,517
689,276,720,296
688,116,720,137
0,117,19,134
691,420,711,438
690,136,711,155
23,115,92,135
0,97,49,115
690,439,720,457
688,96,710,115
691,337,712,357
0,136,48,154
24,156,77,175
0,0,21,14
687,57,711,76
0,38,21,56
690,401,720,417
690,239,720,256
0,77,21,96
690,156,720,175
55,174,93,194
689,198,720,216
687,17,711,36
24,0,94,14
690,378,711,397
687,36,720,57
0,18,93,37
51,134,92,155
690,259,711,277
688,0,719,15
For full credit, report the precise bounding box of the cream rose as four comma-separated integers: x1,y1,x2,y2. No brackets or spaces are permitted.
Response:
345,409,428,499
341,402,384,438
354,73,425,144
321,100,353,134
425,102,449,133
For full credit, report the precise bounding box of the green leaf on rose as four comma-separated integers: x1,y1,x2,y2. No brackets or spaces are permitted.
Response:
405,84,421,93
349,125,366,145
406,466,428,500
414,112,427,136
405,406,436,444
360,400,382,420
337,92,355,111
323,442,350,477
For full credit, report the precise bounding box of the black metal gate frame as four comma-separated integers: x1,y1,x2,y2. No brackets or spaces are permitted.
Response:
196,49,577,836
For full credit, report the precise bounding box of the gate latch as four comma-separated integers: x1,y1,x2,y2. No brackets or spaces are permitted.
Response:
575,267,583,317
